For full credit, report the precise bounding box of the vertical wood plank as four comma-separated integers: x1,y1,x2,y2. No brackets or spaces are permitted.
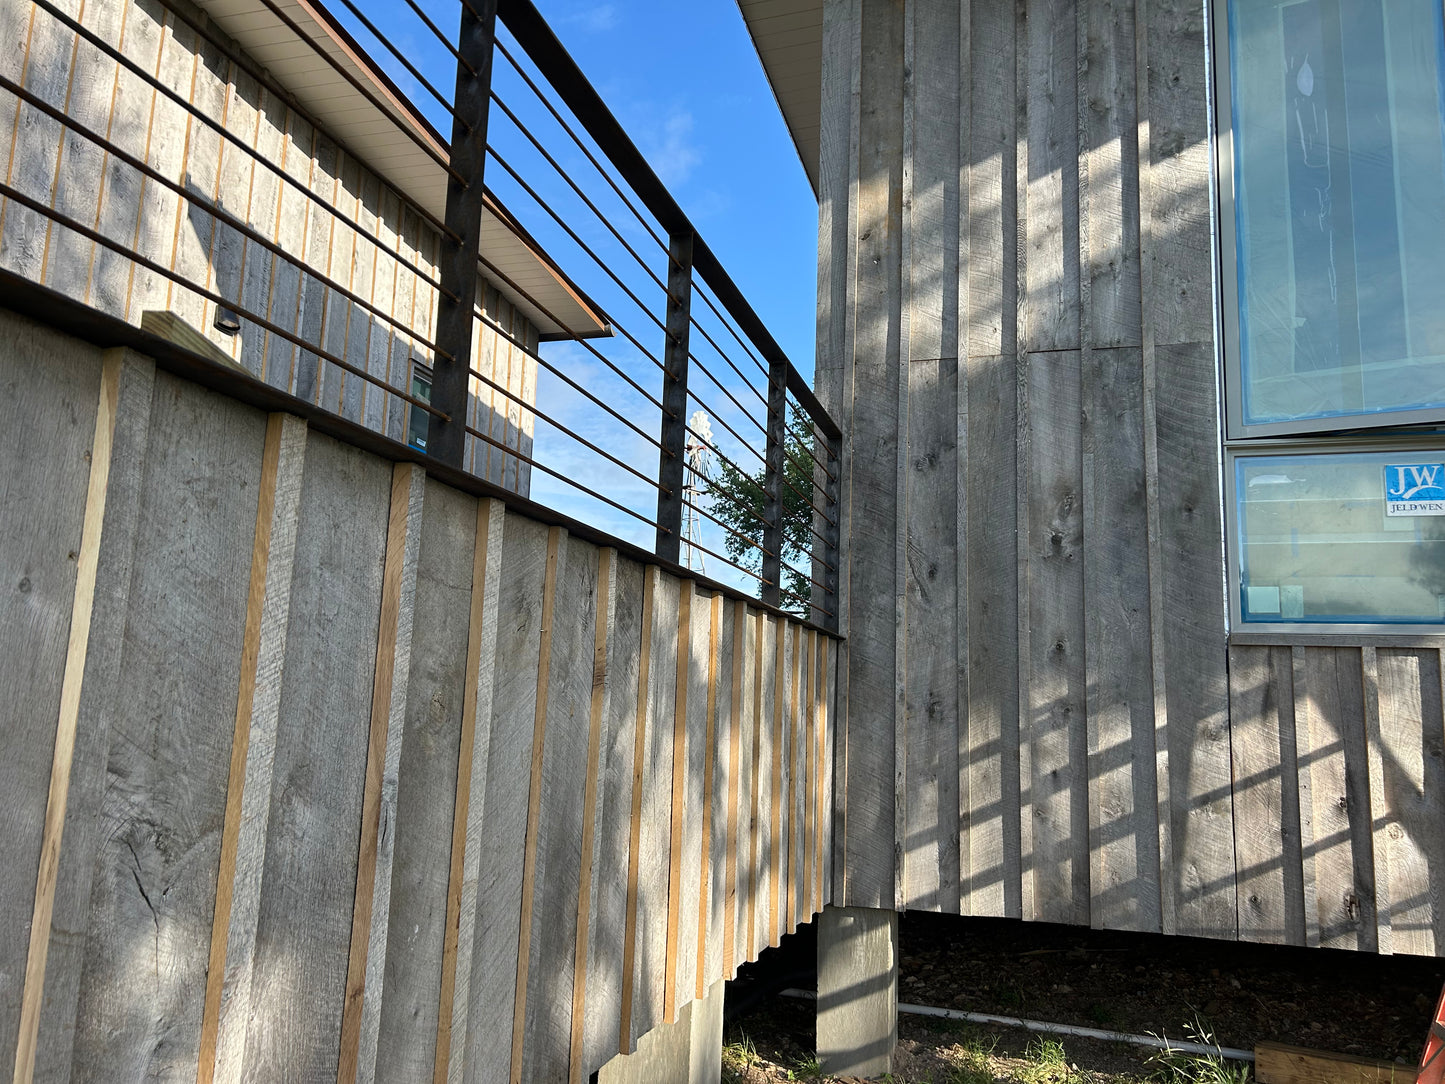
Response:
445,499,506,1084
520,534,598,1084
626,571,679,1049
700,595,728,998
1025,350,1088,925
965,0,1018,359
846,0,904,911
791,624,807,933
1372,650,1445,958
580,556,641,1074
1023,0,1081,351
373,481,474,1082
460,515,551,1079
675,587,707,1012
1082,0,1142,347
904,356,961,913
824,637,837,909
29,349,156,1083
1083,348,1158,932
617,566,654,1056
199,412,307,1084
662,584,693,1024
1361,648,1391,955
740,608,762,968
508,526,564,1084
1229,645,1305,946
723,599,745,977
569,548,614,1083
338,464,426,1084
1153,341,1232,939
754,611,775,956
964,353,1021,919
770,615,786,945
1142,0,1213,346
905,0,961,365
239,435,389,1082
803,629,817,921
14,348,151,1084
1293,648,1320,948
1298,648,1375,952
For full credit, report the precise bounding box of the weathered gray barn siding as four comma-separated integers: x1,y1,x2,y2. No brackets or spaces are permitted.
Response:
819,0,1232,938
0,304,837,1082
819,0,1445,955
0,0,539,492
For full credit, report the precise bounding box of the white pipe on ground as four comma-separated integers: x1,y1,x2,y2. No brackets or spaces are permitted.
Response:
777,989,1255,1063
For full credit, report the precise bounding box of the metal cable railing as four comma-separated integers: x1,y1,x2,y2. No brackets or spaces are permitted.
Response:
2,0,842,627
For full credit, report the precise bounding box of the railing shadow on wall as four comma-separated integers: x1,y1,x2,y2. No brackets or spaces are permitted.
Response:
0,0,843,631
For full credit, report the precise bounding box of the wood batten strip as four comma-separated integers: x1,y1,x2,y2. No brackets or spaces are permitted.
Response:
618,567,657,1054
788,627,803,933
663,583,693,1023
1291,647,1321,949
444,498,507,1084
199,412,307,1084
809,627,820,925
770,616,785,947
757,612,768,959
510,526,564,1084
13,350,151,1084
826,641,838,913
1360,647,1392,955
723,599,745,975
337,463,426,1084
696,594,722,1000
569,548,616,1084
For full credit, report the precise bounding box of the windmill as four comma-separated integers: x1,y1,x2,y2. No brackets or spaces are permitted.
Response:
682,410,714,573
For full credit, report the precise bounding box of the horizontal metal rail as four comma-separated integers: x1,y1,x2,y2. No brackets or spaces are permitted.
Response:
11,0,843,622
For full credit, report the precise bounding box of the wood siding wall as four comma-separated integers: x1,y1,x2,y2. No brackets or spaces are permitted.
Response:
818,0,1231,937
0,0,538,492
0,307,837,1082
818,0,1445,956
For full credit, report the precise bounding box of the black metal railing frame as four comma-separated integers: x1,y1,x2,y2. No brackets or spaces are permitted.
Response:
1,0,841,628
430,0,842,629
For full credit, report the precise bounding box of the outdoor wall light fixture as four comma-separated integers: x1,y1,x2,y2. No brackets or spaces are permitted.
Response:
214,307,242,335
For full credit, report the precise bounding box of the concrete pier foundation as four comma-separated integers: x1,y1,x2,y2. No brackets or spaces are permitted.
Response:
817,905,898,1078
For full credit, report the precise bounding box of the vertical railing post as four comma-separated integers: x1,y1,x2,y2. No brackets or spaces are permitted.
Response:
761,361,787,608
655,230,694,563
429,0,498,468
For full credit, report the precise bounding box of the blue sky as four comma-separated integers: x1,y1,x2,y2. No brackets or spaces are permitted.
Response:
337,0,819,593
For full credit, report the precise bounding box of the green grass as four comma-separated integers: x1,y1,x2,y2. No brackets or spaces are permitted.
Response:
1146,1018,1251,1084
722,1032,759,1083
787,1052,824,1080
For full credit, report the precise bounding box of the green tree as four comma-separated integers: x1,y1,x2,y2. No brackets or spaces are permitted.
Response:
701,420,820,613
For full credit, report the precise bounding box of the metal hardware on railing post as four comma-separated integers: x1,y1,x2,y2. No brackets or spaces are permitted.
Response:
761,363,787,607
822,431,842,632
430,0,498,467
655,231,695,563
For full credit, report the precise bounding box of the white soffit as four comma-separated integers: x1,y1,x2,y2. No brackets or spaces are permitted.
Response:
198,0,611,339
735,0,824,196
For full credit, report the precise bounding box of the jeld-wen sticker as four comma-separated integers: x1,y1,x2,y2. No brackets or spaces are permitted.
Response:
1386,463,1445,516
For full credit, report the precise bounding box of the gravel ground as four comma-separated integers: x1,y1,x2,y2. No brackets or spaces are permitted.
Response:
722,912,1445,1083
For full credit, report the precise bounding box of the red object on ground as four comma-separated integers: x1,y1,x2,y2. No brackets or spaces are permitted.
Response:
1418,985,1445,1084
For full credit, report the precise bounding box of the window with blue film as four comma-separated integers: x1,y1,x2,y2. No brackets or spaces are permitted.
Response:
1230,0,1445,426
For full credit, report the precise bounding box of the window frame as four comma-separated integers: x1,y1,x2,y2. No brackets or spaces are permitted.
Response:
1225,437,1445,635
1211,0,1445,442
407,358,434,453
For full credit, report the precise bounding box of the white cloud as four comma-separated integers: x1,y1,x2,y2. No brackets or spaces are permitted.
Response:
643,111,702,188
555,3,618,33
